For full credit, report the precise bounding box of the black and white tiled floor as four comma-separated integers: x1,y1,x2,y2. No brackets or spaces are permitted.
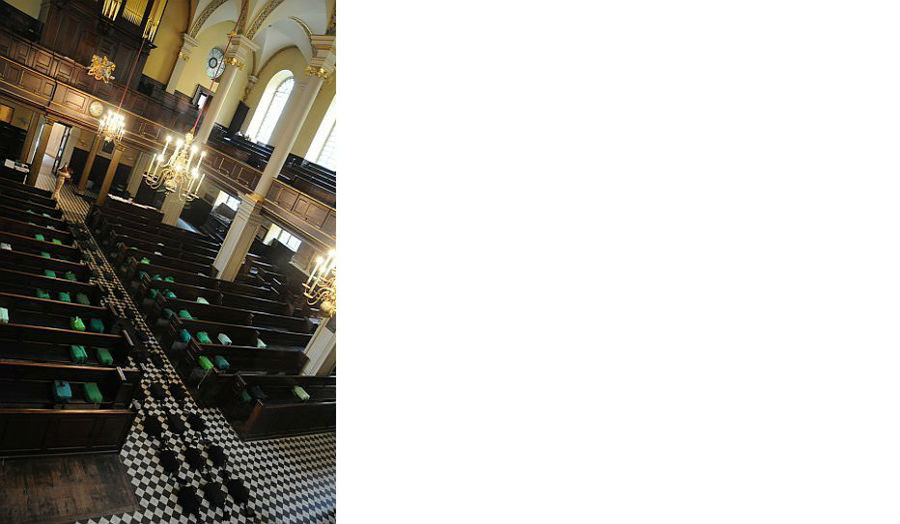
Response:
39,174,336,524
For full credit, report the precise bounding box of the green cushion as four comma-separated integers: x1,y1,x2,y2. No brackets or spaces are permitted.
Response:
177,309,193,320
36,289,50,299
88,318,105,333
240,389,252,402
41,213,50,218
0,307,8,324
178,328,191,343
197,355,214,371
52,380,71,402
152,274,162,281
96,347,113,366
139,257,151,264
43,269,56,278
58,291,71,302
256,338,267,349
217,333,232,346
291,386,310,401
196,331,212,344
34,233,45,241
137,271,149,280
64,271,77,282
76,293,90,305
83,382,103,403
70,316,85,332
162,308,175,320
213,355,230,370
249,385,267,401
196,297,209,305
163,290,177,299
69,345,87,364
51,239,62,245
148,288,159,299
40,251,50,258
163,276,175,283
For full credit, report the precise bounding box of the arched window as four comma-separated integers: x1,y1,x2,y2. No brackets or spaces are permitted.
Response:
246,70,295,145
307,97,336,170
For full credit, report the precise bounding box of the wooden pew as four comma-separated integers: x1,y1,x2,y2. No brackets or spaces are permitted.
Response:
0,249,91,282
0,185,57,209
147,294,315,333
104,226,220,259
0,267,105,306
110,238,216,267
222,374,335,439
0,176,53,199
159,317,312,353
117,247,215,277
0,361,139,456
0,215,75,245
0,202,67,229
0,231,83,262
88,204,219,248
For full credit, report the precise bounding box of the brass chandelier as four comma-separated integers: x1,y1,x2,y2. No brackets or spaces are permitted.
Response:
304,250,336,317
144,132,206,202
97,109,125,144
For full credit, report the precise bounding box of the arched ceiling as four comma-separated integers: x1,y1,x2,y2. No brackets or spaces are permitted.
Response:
188,0,330,73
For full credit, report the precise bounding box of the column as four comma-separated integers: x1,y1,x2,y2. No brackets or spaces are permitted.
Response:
194,34,259,145
160,190,187,226
211,196,265,280
127,151,152,196
252,43,335,200
19,113,42,162
26,116,54,186
165,34,199,94
302,316,336,376
76,135,102,193
58,126,81,168
96,144,124,206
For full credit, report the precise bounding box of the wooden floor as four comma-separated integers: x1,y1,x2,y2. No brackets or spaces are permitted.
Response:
0,453,137,524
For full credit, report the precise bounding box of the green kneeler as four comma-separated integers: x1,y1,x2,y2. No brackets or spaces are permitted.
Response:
152,274,163,281
162,308,175,320
51,239,62,245
76,293,91,305
64,271,77,282
70,316,86,332
177,309,193,320
40,251,50,258
58,291,71,303
240,389,252,402
36,289,50,299
196,297,209,305
163,290,177,299
213,355,230,370
248,385,267,401
197,355,214,371
138,271,149,280
0,307,8,324
96,347,113,366
140,257,151,265
34,233,45,241
292,386,310,401
148,288,159,299
43,269,56,278
256,339,267,349
52,380,72,402
83,382,103,403
196,331,212,344
217,333,232,346
41,213,50,218
178,328,191,343
88,318,105,333
164,276,175,283
69,345,87,364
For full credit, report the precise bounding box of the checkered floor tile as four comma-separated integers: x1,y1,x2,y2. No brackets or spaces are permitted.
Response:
38,175,336,524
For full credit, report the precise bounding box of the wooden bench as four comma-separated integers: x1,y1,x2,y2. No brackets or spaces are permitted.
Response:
0,267,105,306
160,317,312,353
147,294,315,333
222,374,335,439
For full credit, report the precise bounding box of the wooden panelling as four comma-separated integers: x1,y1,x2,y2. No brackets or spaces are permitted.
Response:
63,90,86,111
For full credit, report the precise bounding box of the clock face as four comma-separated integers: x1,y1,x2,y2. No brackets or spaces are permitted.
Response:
88,100,104,118
206,47,226,80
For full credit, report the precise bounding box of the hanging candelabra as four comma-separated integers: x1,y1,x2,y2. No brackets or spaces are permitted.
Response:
304,250,336,317
144,132,206,202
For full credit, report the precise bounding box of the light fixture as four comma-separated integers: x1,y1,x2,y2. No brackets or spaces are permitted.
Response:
304,250,336,317
101,0,123,20
143,132,206,202
86,55,116,83
97,109,125,144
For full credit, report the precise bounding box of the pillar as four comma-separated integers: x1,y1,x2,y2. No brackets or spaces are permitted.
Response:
160,190,187,226
127,151,152,196
20,113,42,162
302,315,336,376
165,34,199,94
96,145,124,206
194,34,259,145
76,135,102,193
58,126,80,168
212,196,265,280
26,116,54,186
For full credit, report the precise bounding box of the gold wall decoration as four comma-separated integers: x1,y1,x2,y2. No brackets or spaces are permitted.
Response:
305,66,329,79
224,56,245,70
178,51,190,62
86,55,116,83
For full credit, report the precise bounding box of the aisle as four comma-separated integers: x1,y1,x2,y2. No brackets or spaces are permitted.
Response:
45,174,336,524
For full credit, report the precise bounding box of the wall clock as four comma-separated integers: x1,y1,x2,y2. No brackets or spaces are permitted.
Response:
206,47,226,80
88,100,104,118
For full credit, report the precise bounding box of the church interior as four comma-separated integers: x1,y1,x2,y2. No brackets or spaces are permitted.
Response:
0,1,336,523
